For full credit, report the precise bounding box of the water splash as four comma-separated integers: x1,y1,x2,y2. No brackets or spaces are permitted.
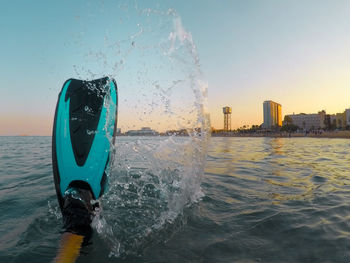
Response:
71,3,210,257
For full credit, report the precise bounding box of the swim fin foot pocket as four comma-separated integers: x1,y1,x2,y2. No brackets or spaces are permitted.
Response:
62,187,94,235
52,77,118,231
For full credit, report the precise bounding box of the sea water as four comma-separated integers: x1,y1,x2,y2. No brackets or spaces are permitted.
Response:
93,134,208,257
1,136,350,262
2,2,350,262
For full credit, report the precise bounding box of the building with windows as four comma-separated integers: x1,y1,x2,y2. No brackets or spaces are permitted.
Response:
263,100,282,129
328,109,350,129
335,112,346,129
346,109,350,127
126,127,159,136
285,111,326,131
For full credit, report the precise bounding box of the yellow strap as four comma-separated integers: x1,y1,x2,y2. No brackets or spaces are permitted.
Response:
53,232,84,263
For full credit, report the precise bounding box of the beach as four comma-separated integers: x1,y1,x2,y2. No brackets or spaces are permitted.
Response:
212,130,350,139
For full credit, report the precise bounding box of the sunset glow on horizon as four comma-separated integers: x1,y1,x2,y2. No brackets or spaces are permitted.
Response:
1,0,350,135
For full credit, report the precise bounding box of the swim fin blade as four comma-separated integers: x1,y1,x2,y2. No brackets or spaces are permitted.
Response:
52,77,118,211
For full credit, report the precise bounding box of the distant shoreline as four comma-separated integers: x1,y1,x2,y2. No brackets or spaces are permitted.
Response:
212,130,350,139
2,130,350,139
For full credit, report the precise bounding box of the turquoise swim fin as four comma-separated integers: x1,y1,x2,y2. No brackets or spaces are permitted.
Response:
52,77,118,212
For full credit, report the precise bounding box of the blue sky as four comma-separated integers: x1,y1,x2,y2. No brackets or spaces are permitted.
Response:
1,0,350,135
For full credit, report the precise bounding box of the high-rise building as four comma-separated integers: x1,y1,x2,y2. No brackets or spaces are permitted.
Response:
263,100,282,129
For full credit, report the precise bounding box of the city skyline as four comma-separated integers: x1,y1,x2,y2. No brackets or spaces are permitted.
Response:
1,1,350,135
219,102,350,130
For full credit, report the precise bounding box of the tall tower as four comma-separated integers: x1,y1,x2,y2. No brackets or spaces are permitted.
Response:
223,106,232,131
263,100,282,129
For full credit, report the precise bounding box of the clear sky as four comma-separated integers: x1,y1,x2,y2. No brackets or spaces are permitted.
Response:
1,0,350,135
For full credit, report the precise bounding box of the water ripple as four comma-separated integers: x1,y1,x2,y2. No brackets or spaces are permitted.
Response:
1,136,350,262
199,137,350,262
